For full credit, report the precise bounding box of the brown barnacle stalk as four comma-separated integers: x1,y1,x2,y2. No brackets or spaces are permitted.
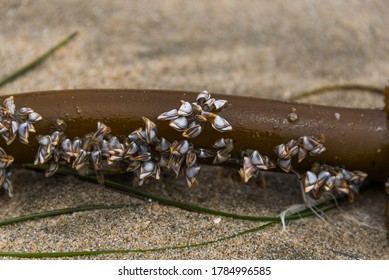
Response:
0,88,388,204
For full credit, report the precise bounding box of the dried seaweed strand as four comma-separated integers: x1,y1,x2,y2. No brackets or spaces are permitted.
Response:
0,32,78,88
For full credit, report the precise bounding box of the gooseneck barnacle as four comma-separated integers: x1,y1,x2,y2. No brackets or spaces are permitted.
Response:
0,88,388,204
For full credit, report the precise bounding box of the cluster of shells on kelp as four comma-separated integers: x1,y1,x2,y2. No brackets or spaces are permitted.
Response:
0,96,42,197
0,91,367,201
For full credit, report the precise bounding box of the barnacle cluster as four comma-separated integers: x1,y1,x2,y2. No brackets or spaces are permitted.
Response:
32,91,235,188
34,117,234,188
238,149,276,184
0,96,42,196
0,96,42,145
273,136,367,200
302,163,367,202
274,136,326,172
158,90,232,138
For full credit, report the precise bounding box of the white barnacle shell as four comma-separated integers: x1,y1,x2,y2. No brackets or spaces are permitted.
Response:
158,108,178,121
34,146,50,165
212,115,232,132
168,155,184,176
0,147,14,169
18,107,34,116
5,121,18,145
39,135,52,149
73,138,82,153
108,154,124,163
0,122,8,134
169,116,188,131
28,112,42,123
108,136,123,154
145,127,157,143
213,150,231,164
317,170,331,188
264,156,276,170
4,96,15,115
213,138,227,149
335,180,350,194
185,149,197,167
213,99,228,111
203,98,215,110
142,117,157,143
17,122,29,144
178,101,193,116
140,161,156,179
171,140,190,155
61,138,82,162
300,136,314,151
127,129,141,142
94,122,111,139
220,138,234,155
185,166,201,188
289,145,299,157
324,176,335,191
275,144,289,159
90,150,102,170
156,137,170,152
196,90,210,104
61,138,72,154
286,139,296,149
297,147,307,163
125,141,139,155
303,171,317,192
250,150,275,170
154,165,161,180
249,150,262,166
11,121,18,134
339,168,353,181
73,150,88,170
191,102,203,113
135,129,147,142
300,136,322,152
50,131,61,146
197,148,213,158
310,145,326,156
239,156,255,183
100,139,110,156
158,155,169,168
277,158,292,173
183,123,202,138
